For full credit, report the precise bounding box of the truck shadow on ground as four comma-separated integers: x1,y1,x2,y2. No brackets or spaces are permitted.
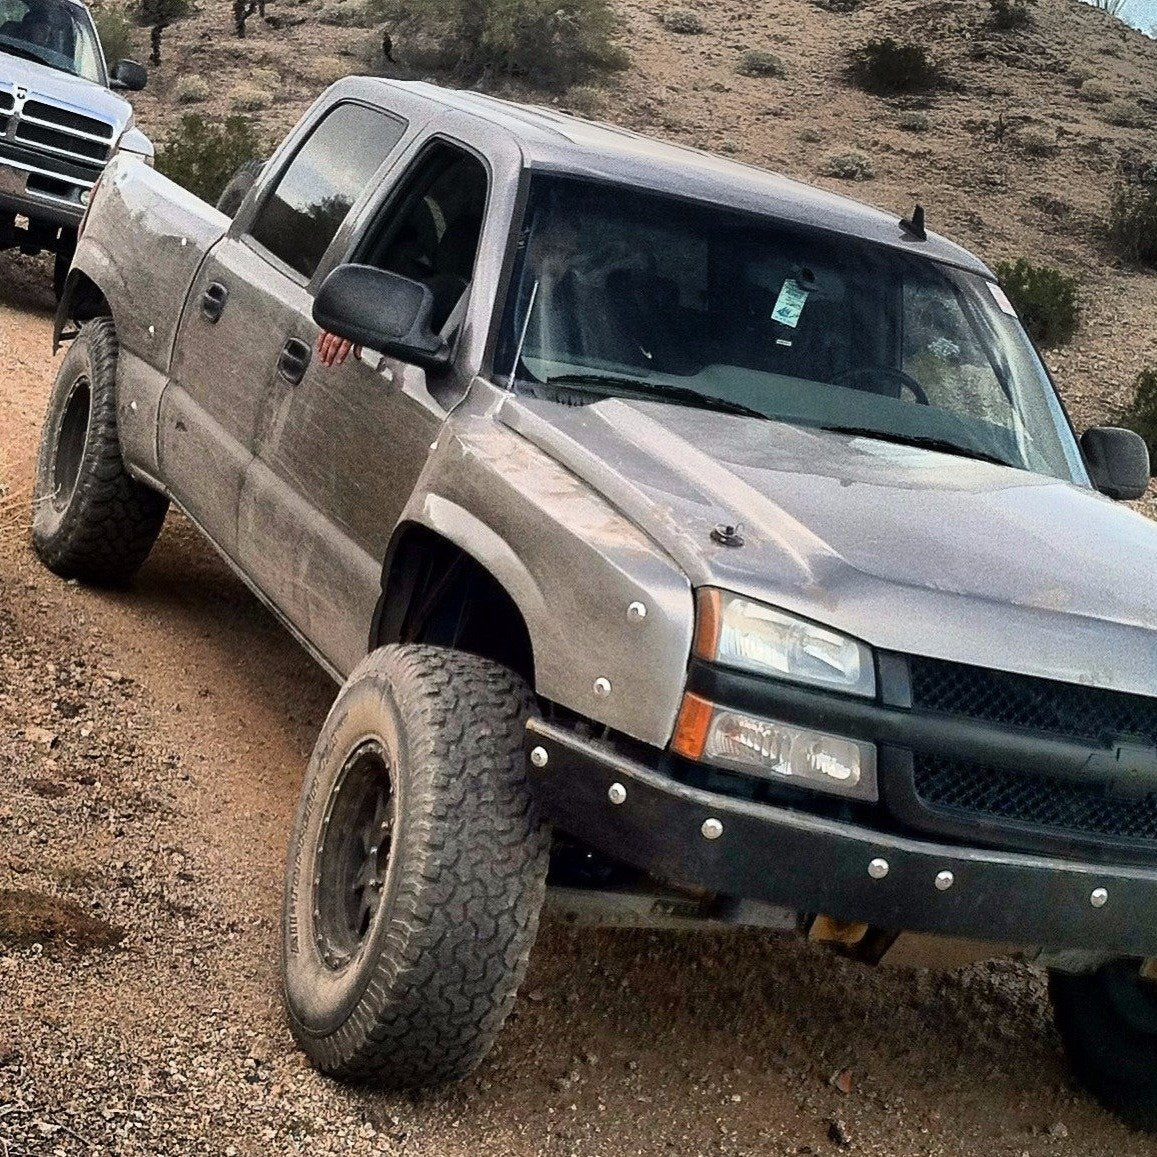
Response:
0,254,56,317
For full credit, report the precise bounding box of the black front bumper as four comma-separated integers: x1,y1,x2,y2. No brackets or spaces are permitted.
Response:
526,718,1157,956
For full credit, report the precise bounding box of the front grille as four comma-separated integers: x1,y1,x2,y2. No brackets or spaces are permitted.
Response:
914,754,1157,844
15,119,111,163
0,138,99,205
21,101,113,140
0,91,13,114
910,656,1157,746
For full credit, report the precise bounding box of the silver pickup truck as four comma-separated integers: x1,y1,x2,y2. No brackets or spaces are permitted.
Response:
1,0,148,296
34,77,1157,1129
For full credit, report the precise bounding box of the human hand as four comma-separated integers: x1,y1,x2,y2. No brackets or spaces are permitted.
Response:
316,330,362,368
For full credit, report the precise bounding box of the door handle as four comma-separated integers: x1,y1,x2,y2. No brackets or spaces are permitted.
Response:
201,281,228,323
278,337,312,385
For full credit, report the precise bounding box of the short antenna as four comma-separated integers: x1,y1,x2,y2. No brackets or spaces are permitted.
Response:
900,203,927,241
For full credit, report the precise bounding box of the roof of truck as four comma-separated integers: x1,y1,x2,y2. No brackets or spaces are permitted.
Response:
354,79,992,278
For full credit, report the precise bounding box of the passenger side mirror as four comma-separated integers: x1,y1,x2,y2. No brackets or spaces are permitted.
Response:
313,265,450,372
1080,427,1150,501
110,60,148,91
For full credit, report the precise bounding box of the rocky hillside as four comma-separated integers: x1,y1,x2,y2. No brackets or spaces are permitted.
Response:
112,0,1156,429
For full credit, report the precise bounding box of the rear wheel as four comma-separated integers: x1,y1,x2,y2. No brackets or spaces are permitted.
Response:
32,318,168,584
1050,960,1157,1132
283,644,549,1086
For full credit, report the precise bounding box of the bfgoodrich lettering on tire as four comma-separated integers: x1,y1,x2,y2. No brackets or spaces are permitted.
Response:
32,318,168,585
282,644,549,1086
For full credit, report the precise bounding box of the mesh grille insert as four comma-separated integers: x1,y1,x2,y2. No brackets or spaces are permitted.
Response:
914,755,1157,843
909,657,1157,747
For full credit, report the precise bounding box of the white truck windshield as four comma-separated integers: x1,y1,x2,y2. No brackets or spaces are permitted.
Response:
498,174,1088,484
0,0,104,82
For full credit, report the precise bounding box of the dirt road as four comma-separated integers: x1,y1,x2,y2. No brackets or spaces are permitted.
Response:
0,255,1153,1156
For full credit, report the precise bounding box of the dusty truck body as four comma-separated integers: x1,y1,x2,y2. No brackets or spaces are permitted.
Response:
0,0,148,295
34,78,1157,1127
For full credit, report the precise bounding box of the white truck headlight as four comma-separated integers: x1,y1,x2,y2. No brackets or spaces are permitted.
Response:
694,588,876,698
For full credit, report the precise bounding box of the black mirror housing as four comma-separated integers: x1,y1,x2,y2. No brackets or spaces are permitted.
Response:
313,264,450,372
111,59,148,91
1080,426,1150,501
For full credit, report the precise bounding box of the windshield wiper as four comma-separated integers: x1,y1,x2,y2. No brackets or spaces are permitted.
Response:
0,41,57,69
817,425,1016,469
535,373,768,420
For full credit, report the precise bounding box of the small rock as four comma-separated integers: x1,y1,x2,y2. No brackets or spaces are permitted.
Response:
526,989,545,1003
829,1068,854,1095
828,1118,852,1148
1047,1122,1069,1139
24,726,56,750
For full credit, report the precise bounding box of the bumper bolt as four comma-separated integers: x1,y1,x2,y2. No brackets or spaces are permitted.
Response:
935,870,954,891
627,601,647,621
607,782,627,805
701,818,723,840
1090,887,1108,909
529,746,549,768
594,677,612,697
868,858,889,880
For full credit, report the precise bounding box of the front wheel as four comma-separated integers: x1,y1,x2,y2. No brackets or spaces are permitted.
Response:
1050,960,1157,1132
283,644,549,1087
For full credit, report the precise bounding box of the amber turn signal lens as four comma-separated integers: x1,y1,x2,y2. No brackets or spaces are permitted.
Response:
671,691,715,760
693,587,722,661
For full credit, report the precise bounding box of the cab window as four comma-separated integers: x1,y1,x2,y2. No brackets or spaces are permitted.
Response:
249,103,407,280
357,141,488,333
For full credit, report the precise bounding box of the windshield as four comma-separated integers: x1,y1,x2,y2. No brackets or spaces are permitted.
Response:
0,0,104,82
496,174,1088,484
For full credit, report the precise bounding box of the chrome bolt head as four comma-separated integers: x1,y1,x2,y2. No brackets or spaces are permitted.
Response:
594,677,612,698
607,782,627,805
1091,887,1109,909
935,870,955,891
701,817,723,840
529,746,549,768
627,601,647,621
868,858,889,880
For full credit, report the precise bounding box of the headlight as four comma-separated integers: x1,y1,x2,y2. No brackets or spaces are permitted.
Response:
693,588,876,698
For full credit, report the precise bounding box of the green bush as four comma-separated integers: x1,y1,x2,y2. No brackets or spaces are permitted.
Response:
1108,180,1157,267
156,115,263,205
737,49,786,77
1103,99,1146,127
1120,368,1157,473
846,39,946,96
661,7,703,33
992,258,1080,346
897,110,929,132
989,0,1033,29
92,5,135,64
377,0,628,91
819,151,874,180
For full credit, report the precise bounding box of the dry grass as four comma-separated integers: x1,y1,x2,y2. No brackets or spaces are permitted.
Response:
0,446,31,550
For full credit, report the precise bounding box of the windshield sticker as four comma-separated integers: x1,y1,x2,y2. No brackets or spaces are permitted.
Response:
772,279,810,328
987,282,1018,317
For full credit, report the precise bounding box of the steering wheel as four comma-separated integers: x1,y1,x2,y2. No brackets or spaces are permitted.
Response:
833,366,930,406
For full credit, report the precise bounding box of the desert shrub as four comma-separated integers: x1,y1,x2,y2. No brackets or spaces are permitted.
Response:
846,39,946,96
819,151,874,180
1120,368,1157,472
1108,180,1157,267
156,114,263,204
1103,99,1145,127
799,127,822,143
993,258,1080,346
737,49,786,77
897,110,929,132
92,5,135,63
250,67,282,89
229,82,271,111
311,55,355,84
319,0,376,24
989,0,1033,29
377,0,628,91
812,0,859,10
1015,125,1057,156
1079,78,1114,103
661,8,703,33
131,0,189,63
174,74,209,103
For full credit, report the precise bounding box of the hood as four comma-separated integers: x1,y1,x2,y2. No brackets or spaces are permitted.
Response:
498,395,1157,697
0,50,133,137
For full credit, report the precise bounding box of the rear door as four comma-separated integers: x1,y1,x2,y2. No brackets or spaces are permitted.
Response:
159,101,409,560
240,122,499,676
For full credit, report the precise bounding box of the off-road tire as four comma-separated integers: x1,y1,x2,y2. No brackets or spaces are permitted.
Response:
283,644,549,1087
215,158,265,218
1050,962,1157,1132
32,318,168,584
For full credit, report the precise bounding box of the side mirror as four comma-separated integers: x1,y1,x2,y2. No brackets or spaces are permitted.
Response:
313,264,450,372
1080,427,1150,501
110,60,148,92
